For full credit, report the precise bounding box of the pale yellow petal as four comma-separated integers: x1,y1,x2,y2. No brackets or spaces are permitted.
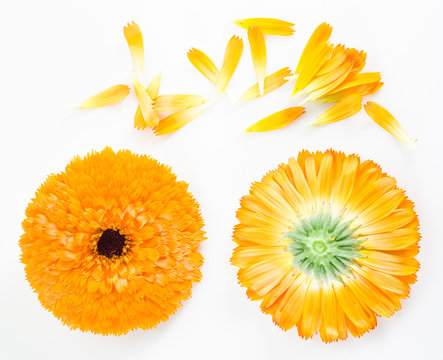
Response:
364,101,413,145
154,94,208,112
329,72,382,94
133,78,158,129
292,42,333,96
317,81,383,103
187,48,219,85
155,102,211,135
233,18,295,36
294,22,332,75
216,36,244,94
123,21,144,78
77,85,130,109
310,94,362,126
245,107,305,132
248,26,267,95
238,67,292,102
147,73,161,99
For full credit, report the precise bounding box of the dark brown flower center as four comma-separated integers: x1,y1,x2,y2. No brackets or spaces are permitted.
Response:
97,229,126,258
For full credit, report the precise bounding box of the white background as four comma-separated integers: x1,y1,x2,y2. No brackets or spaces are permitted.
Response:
1,0,442,359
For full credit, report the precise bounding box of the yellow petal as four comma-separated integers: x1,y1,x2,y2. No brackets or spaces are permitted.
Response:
155,102,211,135
123,21,144,78
77,85,130,109
318,81,383,103
248,26,267,95
147,73,161,99
154,94,208,112
329,72,382,94
316,44,346,76
216,36,244,94
133,78,158,129
294,22,332,76
233,18,295,36
292,42,333,96
310,94,362,126
364,101,413,145
187,48,219,85
238,67,292,102
245,107,305,132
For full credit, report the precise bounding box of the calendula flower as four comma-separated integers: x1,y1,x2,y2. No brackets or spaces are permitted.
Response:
245,107,305,132
232,150,420,342
20,148,205,335
364,101,414,145
79,21,208,134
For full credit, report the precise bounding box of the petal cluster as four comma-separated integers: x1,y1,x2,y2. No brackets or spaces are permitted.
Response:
232,150,420,342
20,148,206,335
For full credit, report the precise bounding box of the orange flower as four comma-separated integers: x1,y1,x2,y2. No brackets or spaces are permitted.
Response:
232,150,420,342
20,148,205,335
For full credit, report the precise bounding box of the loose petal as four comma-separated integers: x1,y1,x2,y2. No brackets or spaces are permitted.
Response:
310,94,362,126
318,82,383,103
155,102,211,135
330,72,382,94
154,95,209,112
187,48,219,85
133,79,158,129
248,26,267,95
77,85,130,109
147,73,161,99
233,18,295,36
216,36,244,94
245,107,305,132
238,67,292,102
364,101,413,145
123,21,144,79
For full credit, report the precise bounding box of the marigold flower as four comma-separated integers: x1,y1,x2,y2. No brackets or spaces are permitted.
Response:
232,150,420,342
20,148,205,335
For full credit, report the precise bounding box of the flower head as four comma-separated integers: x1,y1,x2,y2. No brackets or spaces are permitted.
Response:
232,150,420,342
20,148,205,335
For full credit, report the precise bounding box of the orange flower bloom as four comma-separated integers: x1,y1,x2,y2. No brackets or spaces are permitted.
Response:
232,150,420,342
20,148,205,335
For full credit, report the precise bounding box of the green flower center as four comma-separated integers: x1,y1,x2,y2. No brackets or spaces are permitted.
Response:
285,210,362,282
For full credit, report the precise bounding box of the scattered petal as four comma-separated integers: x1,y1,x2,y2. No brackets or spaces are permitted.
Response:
154,94,209,112
248,26,267,95
155,102,211,135
147,73,161,99
364,101,413,145
238,67,292,102
133,78,158,129
77,85,130,109
233,18,295,36
216,36,244,94
123,21,144,79
310,94,362,126
330,72,382,94
245,107,305,132
318,82,383,103
187,48,219,85
316,45,346,76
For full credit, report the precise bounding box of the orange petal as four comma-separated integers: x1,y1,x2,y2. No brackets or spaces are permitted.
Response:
147,73,161,99
154,94,209,112
77,85,130,109
245,107,305,132
248,26,267,95
310,94,362,126
123,21,144,78
133,79,158,129
238,67,292,102
364,101,413,145
216,36,244,94
233,18,295,36
318,81,383,103
155,102,211,135
316,44,346,76
187,47,219,85
330,72,382,94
